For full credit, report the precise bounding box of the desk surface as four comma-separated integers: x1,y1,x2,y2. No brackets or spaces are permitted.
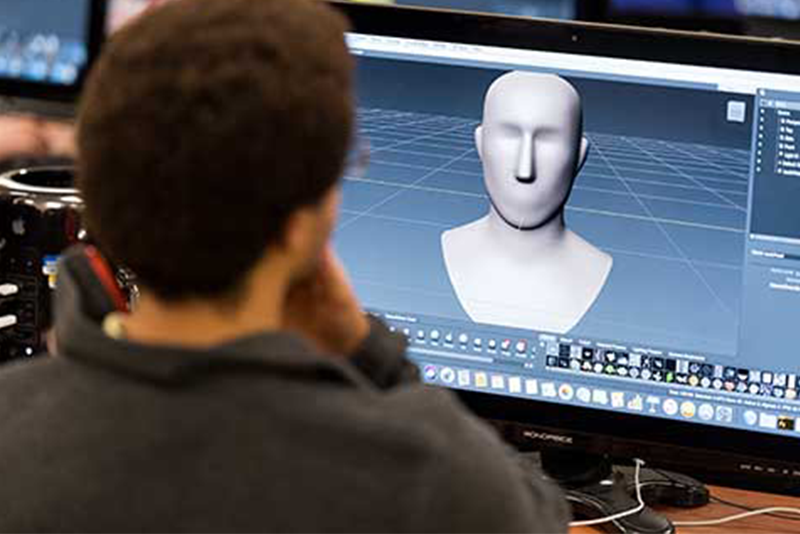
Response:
571,485,800,534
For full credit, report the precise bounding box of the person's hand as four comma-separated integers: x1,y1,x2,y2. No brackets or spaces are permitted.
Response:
0,115,76,160
41,120,76,157
283,247,370,357
0,116,48,159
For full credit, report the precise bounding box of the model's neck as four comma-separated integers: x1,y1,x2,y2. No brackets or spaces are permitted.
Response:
486,207,568,256
121,265,288,349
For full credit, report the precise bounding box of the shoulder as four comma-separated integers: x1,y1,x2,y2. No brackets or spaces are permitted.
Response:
441,216,488,250
377,386,570,533
386,384,500,450
567,229,613,267
0,355,72,390
0,356,90,429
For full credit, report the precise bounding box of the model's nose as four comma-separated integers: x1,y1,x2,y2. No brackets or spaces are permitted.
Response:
516,133,534,183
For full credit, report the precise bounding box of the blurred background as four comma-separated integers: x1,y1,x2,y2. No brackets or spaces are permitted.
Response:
3,0,800,165
348,0,800,37
386,0,576,19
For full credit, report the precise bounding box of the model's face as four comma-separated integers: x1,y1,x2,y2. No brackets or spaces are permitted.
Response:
477,73,586,229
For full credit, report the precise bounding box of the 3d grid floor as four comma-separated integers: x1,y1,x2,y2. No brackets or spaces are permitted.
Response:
337,108,752,353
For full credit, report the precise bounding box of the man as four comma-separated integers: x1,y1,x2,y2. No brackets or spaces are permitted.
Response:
0,0,568,531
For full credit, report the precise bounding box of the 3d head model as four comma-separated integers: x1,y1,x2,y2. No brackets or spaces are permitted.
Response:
441,71,613,334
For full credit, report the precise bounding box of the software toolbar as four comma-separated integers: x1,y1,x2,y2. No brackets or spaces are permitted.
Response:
378,310,800,437
543,339,798,401
421,358,800,434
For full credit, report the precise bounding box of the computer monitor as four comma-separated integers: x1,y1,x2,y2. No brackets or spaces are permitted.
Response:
331,1,800,495
0,0,103,104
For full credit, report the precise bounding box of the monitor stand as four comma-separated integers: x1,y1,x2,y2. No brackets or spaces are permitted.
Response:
536,451,709,534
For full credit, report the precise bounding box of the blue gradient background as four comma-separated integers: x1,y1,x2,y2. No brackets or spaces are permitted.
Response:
337,57,755,360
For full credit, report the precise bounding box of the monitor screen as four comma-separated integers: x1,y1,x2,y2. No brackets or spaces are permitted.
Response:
0,0,91,87
337,22,800,445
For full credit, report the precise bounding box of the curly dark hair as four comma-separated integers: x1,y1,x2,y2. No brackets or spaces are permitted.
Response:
77,0,353,301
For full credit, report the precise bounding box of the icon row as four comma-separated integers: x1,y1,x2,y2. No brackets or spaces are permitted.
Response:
743,410,800,433
546,342,799,402
420,364,739,424
393,326,534,357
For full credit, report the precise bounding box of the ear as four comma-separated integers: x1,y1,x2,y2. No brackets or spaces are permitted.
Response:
475,126,484,160
283,208,312,257
284,188,339,257
577,135,590,174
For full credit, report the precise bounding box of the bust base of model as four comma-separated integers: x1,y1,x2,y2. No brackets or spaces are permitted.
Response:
442,208,612,334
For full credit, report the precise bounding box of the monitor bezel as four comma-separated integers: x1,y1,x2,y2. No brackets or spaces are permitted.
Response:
330,1,800,495
0,0,107,103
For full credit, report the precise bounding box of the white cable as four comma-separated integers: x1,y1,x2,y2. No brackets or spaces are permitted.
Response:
569,459,647,528
566,459,800,529
0,315,17,330
674,507,800,527
0,283,18,297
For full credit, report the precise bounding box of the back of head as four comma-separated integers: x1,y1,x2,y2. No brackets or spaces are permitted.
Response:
78,0,353,301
